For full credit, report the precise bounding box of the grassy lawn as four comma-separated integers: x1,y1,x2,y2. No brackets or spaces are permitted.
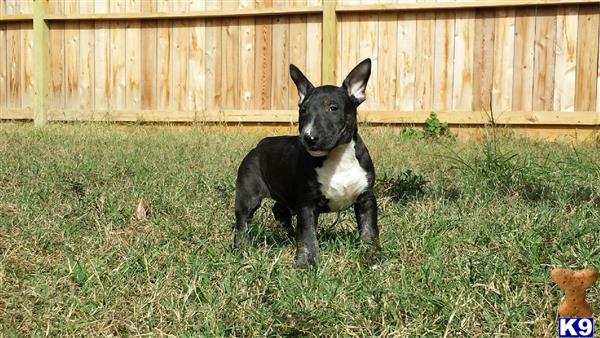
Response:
0,123,599,336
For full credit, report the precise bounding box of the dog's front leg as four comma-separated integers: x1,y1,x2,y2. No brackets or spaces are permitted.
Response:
354,190,383,265
295,207,319,268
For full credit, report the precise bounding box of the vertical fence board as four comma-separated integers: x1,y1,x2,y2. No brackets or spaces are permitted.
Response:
64,0,79,115
575,4,599,111
378,13,397,110
289,0,307,107
205,1,222,109
472,9,495,112
6,23,21,108
157,1,172,110
189,1,205,112
395,12,416,111
7,17,21,109
271,0,289,109
513,7,536,111
20,1,33,109
452,9,474,111
141,1,157,110
94,0,109,112
21,22,33,109
415,11,434,111
597,14,600,113
239,0,255,109
0,22,6,110
358,1,378,111
533,7,556,111
173,19,189,111
340,1,360,83
110,0,126,111
491,8,514,113
79,0,94,113
157,19,172,110
433,10,454,112
306,0,322,86
221,1,239,109
553,5,578,112
254,0,272,109
173,1,188,111
126,0,142,111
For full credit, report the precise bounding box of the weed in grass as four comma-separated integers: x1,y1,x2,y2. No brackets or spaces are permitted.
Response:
424,112,453,139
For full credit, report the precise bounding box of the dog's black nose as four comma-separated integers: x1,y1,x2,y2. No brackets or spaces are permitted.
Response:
303,133,319,146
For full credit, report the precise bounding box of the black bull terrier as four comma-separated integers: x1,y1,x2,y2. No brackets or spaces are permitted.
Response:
234,58,381,268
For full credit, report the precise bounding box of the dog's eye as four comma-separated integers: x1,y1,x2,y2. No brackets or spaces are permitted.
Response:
329,105,338,112
299,107,306,114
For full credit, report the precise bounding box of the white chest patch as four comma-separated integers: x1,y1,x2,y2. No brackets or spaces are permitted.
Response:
315,140,369,211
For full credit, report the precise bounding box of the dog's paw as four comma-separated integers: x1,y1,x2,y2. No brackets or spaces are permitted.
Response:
233,231,252,250
359,242,384,268
294,245,319,269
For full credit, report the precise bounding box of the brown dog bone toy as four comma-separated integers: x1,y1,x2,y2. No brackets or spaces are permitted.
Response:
551,268,598,317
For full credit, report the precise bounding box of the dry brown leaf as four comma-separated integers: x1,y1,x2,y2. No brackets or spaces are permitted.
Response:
135,198,148,220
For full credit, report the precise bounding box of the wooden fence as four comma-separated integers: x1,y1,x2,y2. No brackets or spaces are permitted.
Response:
1,0,599,130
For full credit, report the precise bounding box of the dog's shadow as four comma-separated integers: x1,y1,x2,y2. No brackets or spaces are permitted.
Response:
251,212,359,249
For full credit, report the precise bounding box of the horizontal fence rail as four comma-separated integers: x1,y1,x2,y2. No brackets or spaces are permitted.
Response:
1,0,599,133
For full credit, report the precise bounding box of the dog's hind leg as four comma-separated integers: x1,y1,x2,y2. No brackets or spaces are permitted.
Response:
272,202,294,239
234,173,268,249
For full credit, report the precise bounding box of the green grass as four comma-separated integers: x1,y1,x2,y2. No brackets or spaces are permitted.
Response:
0,123,598,336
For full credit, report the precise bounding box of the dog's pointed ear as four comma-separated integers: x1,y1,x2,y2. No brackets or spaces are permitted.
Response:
342,58,371,106
289,64,314,104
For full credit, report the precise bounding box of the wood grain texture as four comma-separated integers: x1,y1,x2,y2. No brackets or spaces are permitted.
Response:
79,0,94,113
141,0,157,110
433,10,454,112
221,0,239,109
0,22,6,110
513,7,535,111
322,0,337,85
378,13,397,110
173,19,189,111
575,4,599,111
110,0,127,111
553,5,578,111
306,0,322,86
289,0,307,107
340,0,360,84
64,0,79,114
271,0,289,109
19,1,32,110
205,1,222,109
415,11,434,111
254,0,272,110
189,1,206,112
126,0,142,111
358,1,378,111
492,8,515,113
532,6,556,111
396,12,416,111
472,9,495,112
94,0,109,112
239,0,255,109
21,21,33,109
7,22,20,108
453,9,475,111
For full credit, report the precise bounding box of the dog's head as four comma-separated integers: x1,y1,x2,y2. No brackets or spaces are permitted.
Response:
289,59,371,157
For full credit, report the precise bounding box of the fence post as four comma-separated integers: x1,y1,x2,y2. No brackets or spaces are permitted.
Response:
322,0,337,85
33,0,49,126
